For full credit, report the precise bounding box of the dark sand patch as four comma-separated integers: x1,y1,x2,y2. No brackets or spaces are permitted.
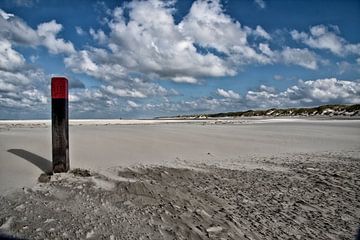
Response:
0,153,359,240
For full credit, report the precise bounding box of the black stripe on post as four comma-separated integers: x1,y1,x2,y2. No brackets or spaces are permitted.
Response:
51,77,69,173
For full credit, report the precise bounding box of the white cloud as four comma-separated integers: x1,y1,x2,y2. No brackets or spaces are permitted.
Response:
254,25,271,40
66,0,281,87
0,9,75,55
0,39,25,71
64,49,127,82
217,88,241,99
0,9,39,45
63,0,319,89
0,69,48,112
254,0,266,9
296,78,360,102
127,100,140,108
29,55,38,63
259,85,276,93
102,85,146,98
180,0,269,64
75,26,85,36
89,28,107,44
246,78,360,108
37,20,75,54
22,88,47,104
291,25,360,56
281,47,318,69
107,0,237,83
172,76,198,84
258,43,319,69
0,9,14,20
0,80,16,92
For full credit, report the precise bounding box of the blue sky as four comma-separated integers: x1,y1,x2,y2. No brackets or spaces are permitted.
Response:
0,0,359,119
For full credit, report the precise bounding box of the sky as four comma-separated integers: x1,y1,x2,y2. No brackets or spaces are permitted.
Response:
0,0,359,119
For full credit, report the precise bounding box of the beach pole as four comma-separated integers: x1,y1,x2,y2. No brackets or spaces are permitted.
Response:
51,77,69,173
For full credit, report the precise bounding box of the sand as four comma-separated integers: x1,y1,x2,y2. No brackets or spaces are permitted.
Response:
0,119,359,239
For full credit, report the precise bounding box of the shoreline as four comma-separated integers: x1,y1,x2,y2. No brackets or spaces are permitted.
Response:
0,116,359,128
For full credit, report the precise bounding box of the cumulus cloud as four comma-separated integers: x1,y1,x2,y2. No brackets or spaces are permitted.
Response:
217,88,241,99
102,85,146,98
246,78,360,108
65,0,288,85
62,0,321,90
108,0,237,82
70,78,359,118
64,49,127,82
280,47,318,69
37,20,75,54
127,100,140,108
259,43,319,69
0,39,25,71
291,25,360,56
89,28,107,44
0,68,48,117
0,9,14,20
0,9,75,55
180,0,266,62
253,25,271,40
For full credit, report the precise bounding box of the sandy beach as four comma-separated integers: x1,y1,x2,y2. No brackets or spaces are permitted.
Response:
0,119,359,239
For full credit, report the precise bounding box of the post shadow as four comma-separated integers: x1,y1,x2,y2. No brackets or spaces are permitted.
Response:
7,149,52,174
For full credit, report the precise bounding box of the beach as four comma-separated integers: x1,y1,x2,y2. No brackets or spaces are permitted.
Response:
0,119,359,239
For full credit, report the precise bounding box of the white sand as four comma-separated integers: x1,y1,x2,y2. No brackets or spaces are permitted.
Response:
1,118,360,240
0,119,359,194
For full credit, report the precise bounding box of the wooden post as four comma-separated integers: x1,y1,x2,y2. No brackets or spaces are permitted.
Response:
51,77,69,173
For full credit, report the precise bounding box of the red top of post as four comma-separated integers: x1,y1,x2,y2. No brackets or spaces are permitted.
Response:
51,77,68,99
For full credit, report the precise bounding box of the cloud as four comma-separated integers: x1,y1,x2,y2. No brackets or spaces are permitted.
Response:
66,0,282,85
180,0,270,64
259,43,319,69
253,25,271,40
0,9,39,45
217,88,241,99
75,26,85,36
0,9,14,20
89,28,107,44
64,49,127,82
37,20,75,54
291,25,360,56
62,0,320,92
246,78,360,108
102,85,146,98
127,100,140,108
280,47,318,69
0,68,48,117
0,9,75,55
259,85,276,93
0,39,25,71
273,74,284,81
254,0,266,9
107,0,237,82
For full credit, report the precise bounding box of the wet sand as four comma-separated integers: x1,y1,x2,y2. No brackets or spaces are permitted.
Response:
0,119,359,239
